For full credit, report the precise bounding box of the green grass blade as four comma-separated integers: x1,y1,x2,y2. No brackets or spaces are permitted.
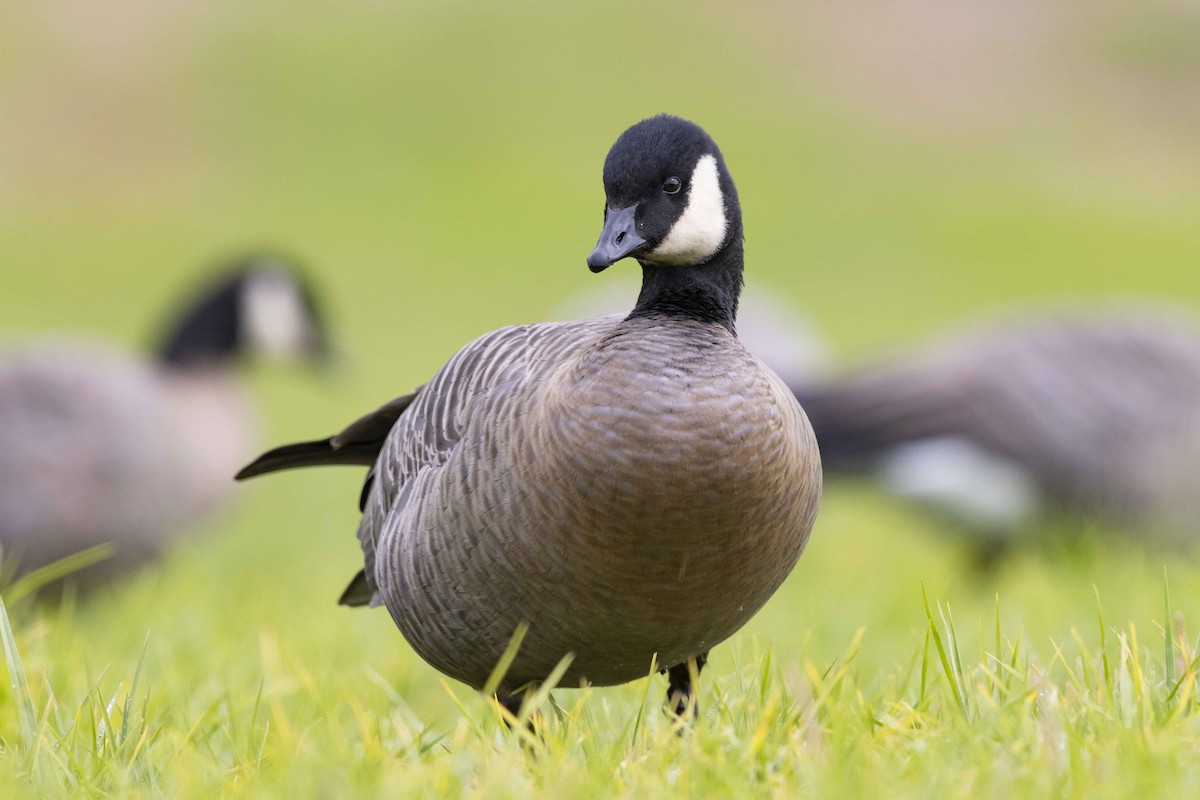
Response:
1,544,115,605
921,585,966,716
480,621,529,700
1165,650,1200,706
1094,585,1112,698
919,626,930,708
120,633,150,746
630,653,658,750
1164,568,1174,688
0,594,38,745
517,651,574,729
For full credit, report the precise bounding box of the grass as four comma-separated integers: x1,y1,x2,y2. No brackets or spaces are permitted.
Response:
4,0,1200,796
6,552,1200,798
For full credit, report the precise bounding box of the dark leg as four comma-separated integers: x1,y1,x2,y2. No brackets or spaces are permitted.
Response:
495,686,552,740
969,537,1011,573
664,652,708,719
494,688,525,725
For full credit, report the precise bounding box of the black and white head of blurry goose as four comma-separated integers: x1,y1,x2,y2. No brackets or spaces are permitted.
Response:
152,253,331,518
0,253,330,589
588,115,744,328
157,254,331,369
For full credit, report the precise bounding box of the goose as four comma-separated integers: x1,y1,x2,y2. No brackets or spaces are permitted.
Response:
794,306,1200,555
237,115,822,717
0,254,329,586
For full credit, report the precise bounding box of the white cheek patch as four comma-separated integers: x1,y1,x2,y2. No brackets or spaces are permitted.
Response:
647,153,727,266
241,268,312,359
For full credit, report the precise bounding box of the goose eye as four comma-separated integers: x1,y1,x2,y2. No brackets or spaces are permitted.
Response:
662,177,682,195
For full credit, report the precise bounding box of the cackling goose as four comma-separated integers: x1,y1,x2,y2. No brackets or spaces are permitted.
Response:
237,115,823,717
0,254,329,586
795,306,1200,555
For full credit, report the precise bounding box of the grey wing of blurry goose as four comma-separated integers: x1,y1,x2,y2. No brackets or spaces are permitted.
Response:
0,254,330,587
796,307,1200,540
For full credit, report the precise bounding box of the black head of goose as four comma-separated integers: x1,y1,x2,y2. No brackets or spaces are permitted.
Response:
0,254,329,587
238,115,822,717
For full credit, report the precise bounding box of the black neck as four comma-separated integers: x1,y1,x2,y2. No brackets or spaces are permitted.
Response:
627,235,744,334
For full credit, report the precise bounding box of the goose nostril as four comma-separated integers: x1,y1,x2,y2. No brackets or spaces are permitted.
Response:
614,231,625,246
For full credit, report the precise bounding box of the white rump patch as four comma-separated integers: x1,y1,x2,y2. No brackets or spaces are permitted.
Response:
241,267,312,359
878,437,1039,533
647,154,727,266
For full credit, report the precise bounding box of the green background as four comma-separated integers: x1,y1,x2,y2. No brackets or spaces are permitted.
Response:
3,1,1200,795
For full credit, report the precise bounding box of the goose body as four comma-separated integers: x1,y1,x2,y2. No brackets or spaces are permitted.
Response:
366,314,815,688
797,307,1200,544
240,116,822,703
0,256,328,582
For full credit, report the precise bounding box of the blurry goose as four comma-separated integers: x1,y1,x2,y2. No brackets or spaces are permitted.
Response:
795,306,1200,552
238,115,822,716
0,255,329,585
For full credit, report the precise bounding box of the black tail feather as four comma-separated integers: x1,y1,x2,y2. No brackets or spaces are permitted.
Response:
338,569,375,607
236,390,418,481
234,438,379,480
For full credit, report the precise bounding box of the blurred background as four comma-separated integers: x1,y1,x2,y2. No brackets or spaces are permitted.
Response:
3,0,1200,726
